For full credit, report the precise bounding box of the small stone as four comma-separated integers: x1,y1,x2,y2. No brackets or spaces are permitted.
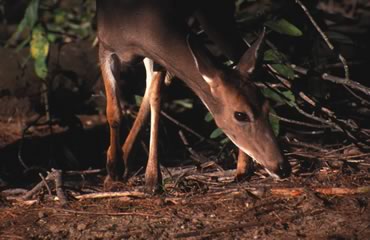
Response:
77,223,87,231
153,197,165,206
38,211,46,218
37,219,47,225
49,224,61,233
104,232,114,238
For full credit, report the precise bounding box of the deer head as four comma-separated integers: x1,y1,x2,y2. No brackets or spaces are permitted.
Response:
188,31,291,179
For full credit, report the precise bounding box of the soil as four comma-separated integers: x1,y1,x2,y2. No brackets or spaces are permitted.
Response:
0,117,369,240
0,2,369,237
0,46,369,239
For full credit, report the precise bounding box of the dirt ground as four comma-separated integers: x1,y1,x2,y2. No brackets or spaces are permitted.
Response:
0,118,369,240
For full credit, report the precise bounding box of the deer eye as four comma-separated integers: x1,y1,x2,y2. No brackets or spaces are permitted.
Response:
234,112,250,122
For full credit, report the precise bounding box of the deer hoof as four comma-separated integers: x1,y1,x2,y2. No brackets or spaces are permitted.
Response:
145,177,162,194
235,167,254,182
106,159,124,180
235,172,252,182
103,175,116,190
122,168,129,181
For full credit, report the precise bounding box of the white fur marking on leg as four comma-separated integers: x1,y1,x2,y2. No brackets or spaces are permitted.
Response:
144,58,154,89
103,56,117,93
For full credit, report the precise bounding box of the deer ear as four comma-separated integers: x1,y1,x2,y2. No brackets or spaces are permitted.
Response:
237,29,265,77
187,34,221,88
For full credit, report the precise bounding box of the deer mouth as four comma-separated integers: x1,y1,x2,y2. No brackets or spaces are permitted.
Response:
263,161,291,179
237,145,291,179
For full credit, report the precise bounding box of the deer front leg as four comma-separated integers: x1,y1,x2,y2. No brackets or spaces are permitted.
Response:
121,58,153,179
121,94,150,179
145,70,165,193
99,48,123,183
236,149,254,181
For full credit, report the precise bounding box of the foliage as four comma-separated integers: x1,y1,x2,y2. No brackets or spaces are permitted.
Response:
31,25,49,79
205,7,303,143
7,0,96,80
261,88,296,107
264,19,303,37
7,0,39,50
263,49,295,80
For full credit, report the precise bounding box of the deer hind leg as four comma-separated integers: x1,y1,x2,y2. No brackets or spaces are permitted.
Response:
236,149,254,181
121,58,154,179
99,46,123,183
145,69,165,193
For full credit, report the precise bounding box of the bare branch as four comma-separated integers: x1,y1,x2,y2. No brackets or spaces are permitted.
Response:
291,65,370,96
295,0,350,81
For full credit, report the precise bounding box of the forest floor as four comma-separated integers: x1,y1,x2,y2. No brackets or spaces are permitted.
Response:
0,117,369,240
1,1,370,236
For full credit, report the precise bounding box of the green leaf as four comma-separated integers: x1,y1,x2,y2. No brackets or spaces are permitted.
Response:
210,128,224,139
262,88,283,104
7,0,39,47
326,31,354,44
264,49,286,62
30,25,49,79
173,99,193,109
34,58,48,79
54,9,67,25
134,95,143,106
204,112,213,122
271,64,295,80
15,36,32,51
265,19,303,37
281,90,295,106
220,137,230,145
47,33,57,43
269,108,280,136
31,26,49,59
261,88,296,107
264,49,295,80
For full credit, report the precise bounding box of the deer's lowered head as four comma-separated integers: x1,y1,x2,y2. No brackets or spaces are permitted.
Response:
187,31,291,179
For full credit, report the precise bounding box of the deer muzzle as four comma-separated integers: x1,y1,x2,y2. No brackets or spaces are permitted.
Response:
227,120,291,179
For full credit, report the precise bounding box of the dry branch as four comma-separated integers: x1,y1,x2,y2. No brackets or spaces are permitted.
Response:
74,191,148,200
270,186,370,197
16,168,105,204
21,169,64,201
295,0,350,81
48,208,157,217
291,65,370,96
54,169,68,206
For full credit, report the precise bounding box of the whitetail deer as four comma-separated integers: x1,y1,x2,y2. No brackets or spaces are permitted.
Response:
97,0,291,191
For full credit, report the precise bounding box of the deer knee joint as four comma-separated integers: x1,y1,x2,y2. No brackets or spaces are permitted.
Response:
106,105,122,128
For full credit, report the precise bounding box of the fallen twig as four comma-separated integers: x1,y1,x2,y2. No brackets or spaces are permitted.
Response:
21,170,59,200
270,186,370,197
74,191,148,200
39,173,52,196
17,168,104,204
65,169,105,175
54,169,68,206
47,207,157,217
